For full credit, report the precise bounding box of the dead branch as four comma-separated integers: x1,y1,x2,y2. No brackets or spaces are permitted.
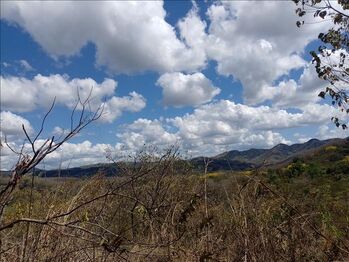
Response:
0,88,103,219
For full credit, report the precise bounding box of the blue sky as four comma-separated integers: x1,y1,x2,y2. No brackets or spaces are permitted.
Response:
0,1,347,170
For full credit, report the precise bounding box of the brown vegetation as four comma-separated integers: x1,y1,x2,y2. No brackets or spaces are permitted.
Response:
0,146,348,261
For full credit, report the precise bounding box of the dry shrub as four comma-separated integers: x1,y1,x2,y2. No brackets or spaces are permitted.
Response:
0,147,348,261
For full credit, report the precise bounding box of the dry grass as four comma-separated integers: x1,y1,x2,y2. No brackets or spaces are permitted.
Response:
0,149,348,261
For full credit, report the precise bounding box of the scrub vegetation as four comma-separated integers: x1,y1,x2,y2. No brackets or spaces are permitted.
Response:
0,144,348,261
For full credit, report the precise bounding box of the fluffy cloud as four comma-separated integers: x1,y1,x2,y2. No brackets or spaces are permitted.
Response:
295,123,349,143
177,6,207,64
1,1,330,106
1,74,114,112
43,141,111,169
316,124,348,140
116,100,339,157
102,92,146,123
178,4,206,48
157,72,220,107
0,112,35,170
144,1,328,106
0,74,146,122
0,111,33,141
117,118,178,150
202,1,329,104
0,139,112,170
171,101,337,132
267,65,327,108
1,1,206,74
116,119,287,158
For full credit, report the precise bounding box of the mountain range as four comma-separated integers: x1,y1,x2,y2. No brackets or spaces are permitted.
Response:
192,137,347,172
1,137,347,177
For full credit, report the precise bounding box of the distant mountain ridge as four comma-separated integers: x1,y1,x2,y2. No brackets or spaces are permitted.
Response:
191,137,348,172
1,137,347,177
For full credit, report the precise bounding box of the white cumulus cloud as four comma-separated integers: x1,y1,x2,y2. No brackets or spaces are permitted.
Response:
1,1,206,74
202,1,329,104
0,111,34,141
0,74,146,122
115,100,339,157
0,139,113,170
157,72,220,107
